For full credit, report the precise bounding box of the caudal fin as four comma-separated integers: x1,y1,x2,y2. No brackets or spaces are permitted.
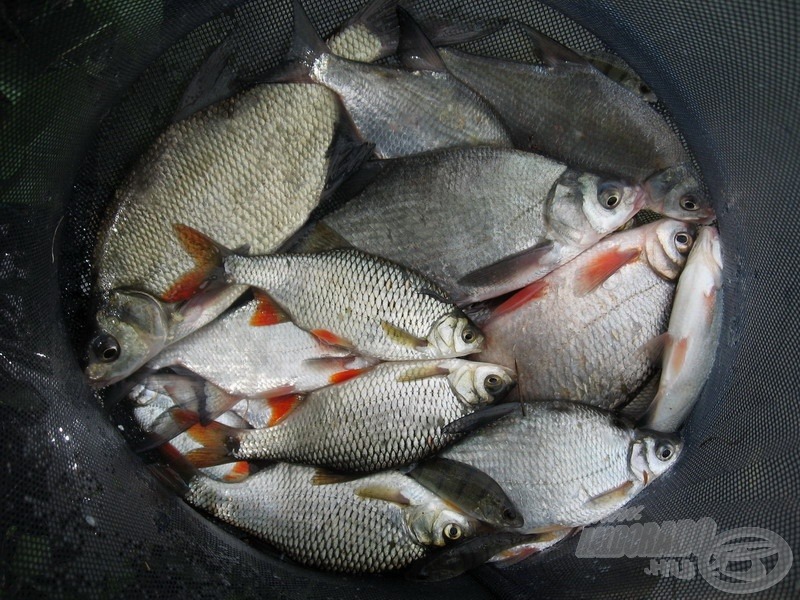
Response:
262,0,330,84
164,224,235,303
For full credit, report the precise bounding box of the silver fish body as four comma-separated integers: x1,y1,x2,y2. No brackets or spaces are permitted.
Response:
437,47,713,222
644,226,723,432
184,464,481,573
310,53,512,158
146,298,367,397
440,401,681,530
220,359,516,471
223,249,484,361
317,147,644,303
479,219,695,409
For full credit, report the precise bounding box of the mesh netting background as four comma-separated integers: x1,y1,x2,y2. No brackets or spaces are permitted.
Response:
1,0,798,598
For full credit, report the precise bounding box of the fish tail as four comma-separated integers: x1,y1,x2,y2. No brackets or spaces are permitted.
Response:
261,0,330,84
147,442,201,496
403,1,505,47
165,224,234,303
396,7,447,73
336,0,399,60
183,416,241,468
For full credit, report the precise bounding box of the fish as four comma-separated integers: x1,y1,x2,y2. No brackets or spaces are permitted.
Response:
130,378,253,483
583,48,658,103
145,294,373,397
326,0,400,63
643,226,723,432
423,28,713,223
174,359,515,472
87,77,374,386
301,147,645,303
478,219,695,409
439,401,682,530
164,459,486,574
408,456,523,529
269,2,512,159
618,369,661,422
194,233,485,361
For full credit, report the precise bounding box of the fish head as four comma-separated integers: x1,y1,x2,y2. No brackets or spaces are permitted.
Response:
406,500,481,548
644,219,697,280
549,171,645,245
630,430,683,482
427,311,485,357
644,165,715,223
447,361,517,406
85,290,169,386
696,225,724,280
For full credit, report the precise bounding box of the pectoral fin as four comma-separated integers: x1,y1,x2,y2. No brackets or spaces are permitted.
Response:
585,480,635,509
381,320,428,349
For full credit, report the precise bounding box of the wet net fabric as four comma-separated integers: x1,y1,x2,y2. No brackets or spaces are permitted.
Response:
1,0,798,598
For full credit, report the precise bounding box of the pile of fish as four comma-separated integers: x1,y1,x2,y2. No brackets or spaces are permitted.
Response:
84,0,723,581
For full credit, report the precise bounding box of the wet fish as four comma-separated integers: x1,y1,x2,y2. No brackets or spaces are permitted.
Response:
643,226,723,432
427,29,713,222
173,461,485,573
304,147,644,303
272,2,512,158
88,79,373,385
177,359,515,472
479,219,695,409
326,0,400,63
439,401,682,530
203,237,485,361
583,48,658,103
146,295,372,397
408,456,523,529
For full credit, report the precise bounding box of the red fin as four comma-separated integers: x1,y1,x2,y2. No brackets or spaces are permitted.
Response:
184,418,235,449
493,280,549,318
163,224,227,302
250,290,288,326
329,367,370,385
222,461,251,483
311,329,354,349
186,446,236,468
666,337,689,379
704,288,718,326
168,407,201,432
575,247,640,296
267,394,303,427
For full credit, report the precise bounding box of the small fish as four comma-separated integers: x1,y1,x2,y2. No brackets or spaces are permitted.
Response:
583,48,658,103
440,401,682,530
429,27,714,223
643,226,723,432
146,295,372,397
307,147,645,303
166,459,485,573
190,231,486,361
269,2,512,158
408,456,523,529
175,359,514,472
479,219,695,409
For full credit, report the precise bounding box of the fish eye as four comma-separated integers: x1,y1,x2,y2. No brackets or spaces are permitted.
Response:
674,231,693,254
443,523,462,541
640,83,651,95
483,374,504,394
92,333,120,363
598,184,622,210
655,442,675,461
502,507,518,522
604,193,621,209
680,195,699,211
461,327,478,344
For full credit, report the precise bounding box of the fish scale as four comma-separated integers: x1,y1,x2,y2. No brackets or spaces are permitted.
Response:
96,84,342,298
185,464,476,573
226,360,514,471
224,249,482,361
439,401,680,531
479,219,693,408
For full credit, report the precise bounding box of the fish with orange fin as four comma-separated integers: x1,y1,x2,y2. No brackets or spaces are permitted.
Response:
643,226,723,432
436,401,681,531
167,359,515,472
176,224,485,361
478,219,696,409
145,294,375,398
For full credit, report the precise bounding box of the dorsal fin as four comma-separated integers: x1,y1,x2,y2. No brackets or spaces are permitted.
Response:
518,23,590,68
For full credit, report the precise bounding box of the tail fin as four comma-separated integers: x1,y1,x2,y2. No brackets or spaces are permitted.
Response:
397,7,447,73
183,415,241,468
147,442,200,496
262,0,330,84
164,224,234,303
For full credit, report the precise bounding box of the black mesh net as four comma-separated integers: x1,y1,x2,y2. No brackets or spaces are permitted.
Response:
2,0,798,598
